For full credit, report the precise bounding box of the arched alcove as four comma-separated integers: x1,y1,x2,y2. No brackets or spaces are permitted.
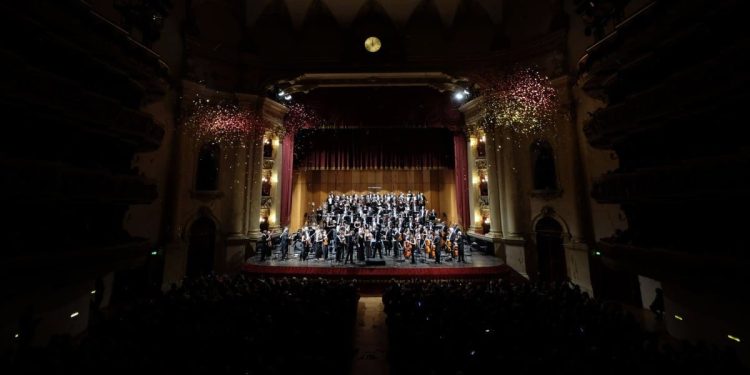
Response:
535,216,566,283
186,215,217,278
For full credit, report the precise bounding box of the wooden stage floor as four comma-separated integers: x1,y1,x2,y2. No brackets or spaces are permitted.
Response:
242,248,524,282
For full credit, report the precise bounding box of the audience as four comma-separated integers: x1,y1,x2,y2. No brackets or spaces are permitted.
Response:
383,279,743,375
6,275,359,375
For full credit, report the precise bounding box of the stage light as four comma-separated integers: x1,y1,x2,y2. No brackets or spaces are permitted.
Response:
284,94,292,101
70,312,79,318
90,290,96,295
728,335,741,343
674,315,683,321
277,90,285,97
151,250,158,256
14,333,19,339
454,91,466,101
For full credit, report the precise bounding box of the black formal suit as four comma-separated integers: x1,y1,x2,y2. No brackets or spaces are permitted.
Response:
434,239,441,264
279,231,289,260
345,234,354,264
457,233,466,262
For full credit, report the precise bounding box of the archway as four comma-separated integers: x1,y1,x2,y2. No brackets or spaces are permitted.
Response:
186,216,216,278
535,216,566,283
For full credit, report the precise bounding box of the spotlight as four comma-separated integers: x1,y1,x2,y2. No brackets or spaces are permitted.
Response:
277,90,285,97
70,312,79,318
284,94,292,101
90,290,96,295
728,335,741,343
454,91,465,101
463,89,470,96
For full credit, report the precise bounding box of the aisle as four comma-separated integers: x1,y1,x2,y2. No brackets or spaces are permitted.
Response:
351,296,389,375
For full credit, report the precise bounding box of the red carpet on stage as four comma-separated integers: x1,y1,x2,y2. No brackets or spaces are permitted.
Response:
242,263,526,282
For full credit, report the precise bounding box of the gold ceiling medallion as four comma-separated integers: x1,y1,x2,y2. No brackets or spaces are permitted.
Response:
364,36,381,53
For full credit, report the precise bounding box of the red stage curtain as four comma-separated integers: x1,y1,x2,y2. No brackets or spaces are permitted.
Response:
453,133,470,228
280,132,294,227
294,128,454,170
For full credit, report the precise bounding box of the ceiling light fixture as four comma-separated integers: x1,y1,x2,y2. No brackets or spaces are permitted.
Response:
364,36,381,53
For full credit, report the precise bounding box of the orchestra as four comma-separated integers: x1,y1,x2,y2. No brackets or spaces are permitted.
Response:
263,191,467,265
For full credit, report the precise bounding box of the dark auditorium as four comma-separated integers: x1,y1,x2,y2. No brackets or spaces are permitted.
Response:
2,0,748,374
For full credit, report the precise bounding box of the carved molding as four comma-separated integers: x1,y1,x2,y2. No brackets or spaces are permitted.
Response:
479,196,490,209
530,188,564,200
276,72,469,95
261,197,273,208
263,159,274,169
475,159,487,170
190,190,224,202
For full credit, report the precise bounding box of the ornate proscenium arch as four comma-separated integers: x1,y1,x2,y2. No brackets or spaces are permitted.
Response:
272,72,471,96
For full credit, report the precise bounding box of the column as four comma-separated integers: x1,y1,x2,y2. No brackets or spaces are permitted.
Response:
466,135,482,233
500,130,529,277
484,132,504,240
224,143,248,271
556,76,593,294
268,135,283,231
246,137,264,254
460,97,504,258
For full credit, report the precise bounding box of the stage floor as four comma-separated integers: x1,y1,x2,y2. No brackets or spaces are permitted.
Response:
242,247,524,282
246,246,502,268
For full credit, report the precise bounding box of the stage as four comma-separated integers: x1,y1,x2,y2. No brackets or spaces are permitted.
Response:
242,248,525,284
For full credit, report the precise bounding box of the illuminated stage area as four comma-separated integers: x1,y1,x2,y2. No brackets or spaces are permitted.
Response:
243,249,525,284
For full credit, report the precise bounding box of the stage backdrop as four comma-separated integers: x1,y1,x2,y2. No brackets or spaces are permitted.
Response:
293,128,454,170
289,169,457,230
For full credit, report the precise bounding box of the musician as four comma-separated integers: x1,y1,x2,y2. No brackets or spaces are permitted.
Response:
344,229,354,264
434,229,442,264
258,230,269,261
300,230,311,261
406,233,416,264
456,229,466,262
415,230,423,257
279,227,289,261
356,229,365,261
384,225,393,256
327,226,336,259
336,229,346,262
364,229,373,258
371,226,383,259
314,228,323,259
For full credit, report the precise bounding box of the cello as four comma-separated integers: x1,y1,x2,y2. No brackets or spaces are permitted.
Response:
424,238,434,258
403,237,413,259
